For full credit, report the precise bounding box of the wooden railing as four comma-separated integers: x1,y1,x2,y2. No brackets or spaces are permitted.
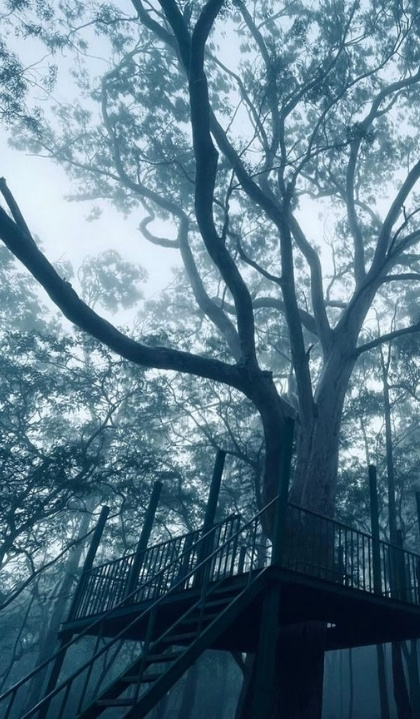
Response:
72,503,420,621
285,503,420,603
2,497,420,719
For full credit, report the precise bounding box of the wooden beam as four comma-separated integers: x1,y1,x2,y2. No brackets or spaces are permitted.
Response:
125,481,163,598
368,465,382,595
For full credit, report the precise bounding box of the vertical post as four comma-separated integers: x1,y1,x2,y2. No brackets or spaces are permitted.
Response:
194,449,226,586
416,492,420,539
39,505,110,719
396,529,407,602
369,465,382,595
250,583,281,719
67,505,110,621
272,418,294,567
202,449,226,533
125,481,163,599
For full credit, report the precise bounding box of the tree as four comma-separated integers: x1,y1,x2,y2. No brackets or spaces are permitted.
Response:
4,0,420,715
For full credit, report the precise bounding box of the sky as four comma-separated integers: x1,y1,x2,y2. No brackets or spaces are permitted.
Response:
0,125,177,303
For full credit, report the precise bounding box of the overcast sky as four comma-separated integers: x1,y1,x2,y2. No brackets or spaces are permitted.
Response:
0,134,177,300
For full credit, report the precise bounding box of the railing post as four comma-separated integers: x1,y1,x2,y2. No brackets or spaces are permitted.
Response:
125,481,163,599
250,583,281,719
396,529,407,602
416,492,420,542
194,449,226,586
67,505,110,621
37,505,110,719
272,418,294,567
369,465,382,595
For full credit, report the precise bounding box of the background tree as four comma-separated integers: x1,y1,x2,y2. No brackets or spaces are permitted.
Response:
5,0,420,715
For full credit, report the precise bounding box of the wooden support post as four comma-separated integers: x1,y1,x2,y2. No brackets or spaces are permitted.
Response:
67,505,110,621
416,491,420,540
272,418,294,567
125,480,163,599
202,449,226,533
250,583,281,719
369,465,382,595
396,529,407,602
38,505,110,719
194,449,226,587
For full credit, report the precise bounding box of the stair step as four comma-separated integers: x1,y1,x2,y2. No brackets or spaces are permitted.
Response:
147,651,183,663
202,598,230,609
122,672,163,683
179,613,218,626
164,632,197,643
96,698,134,707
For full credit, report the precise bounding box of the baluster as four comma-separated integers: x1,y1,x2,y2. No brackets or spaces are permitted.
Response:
238,545,247,575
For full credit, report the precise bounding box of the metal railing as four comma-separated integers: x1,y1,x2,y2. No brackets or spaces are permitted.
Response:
283,503,420,604
2,498,420,719
74,503,420,622
0,499,276,719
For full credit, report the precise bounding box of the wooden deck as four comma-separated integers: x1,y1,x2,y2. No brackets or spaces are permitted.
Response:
62,502,420,652
4,498,420,719
62,564,420,652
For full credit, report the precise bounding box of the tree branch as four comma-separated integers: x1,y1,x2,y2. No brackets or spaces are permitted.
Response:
0,204,251,393
158,0,258,366
139,212,179,249
372,158,420,271
346,142,366,284
355,322,420,357
289,215,332,353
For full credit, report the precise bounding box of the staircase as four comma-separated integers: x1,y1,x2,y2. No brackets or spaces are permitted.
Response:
76,572,266,718
0,505,272,719
4,494,420,718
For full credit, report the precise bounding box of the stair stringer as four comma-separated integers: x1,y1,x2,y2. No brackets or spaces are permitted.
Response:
78,568,270,719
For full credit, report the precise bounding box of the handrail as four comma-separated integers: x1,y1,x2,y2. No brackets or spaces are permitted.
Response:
0,501,275,714
3,495,420,718
87,526,210,575
7,502,274,719
288,501,374,539
287,501,420,566
288,501,419,552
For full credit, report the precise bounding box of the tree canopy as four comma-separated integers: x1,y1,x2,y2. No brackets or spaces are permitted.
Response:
2,0,420,516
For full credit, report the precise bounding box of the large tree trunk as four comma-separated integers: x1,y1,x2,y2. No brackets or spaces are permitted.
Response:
290,351,356,515
250,352,357,719
274,622,326,719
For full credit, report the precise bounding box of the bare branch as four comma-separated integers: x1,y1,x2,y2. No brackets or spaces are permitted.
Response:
355,322,420,358
372,158,420,270
158,0,258,366
139,212,179,249
289,216,332,353
0,204,249,392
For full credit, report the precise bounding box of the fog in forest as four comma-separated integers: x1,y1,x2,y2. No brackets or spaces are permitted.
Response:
2,1,420,717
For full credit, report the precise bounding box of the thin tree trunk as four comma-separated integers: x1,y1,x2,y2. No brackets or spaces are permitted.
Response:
377,644,391,719
407,640,420,719
393,642,412,719
347,647,354,719
234,653,254,719
380,345,412,719
216,652,229,717
24,508,93,711
176,661,199,719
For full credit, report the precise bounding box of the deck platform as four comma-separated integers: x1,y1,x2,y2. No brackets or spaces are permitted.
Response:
62,563,420,652
4,494,420,719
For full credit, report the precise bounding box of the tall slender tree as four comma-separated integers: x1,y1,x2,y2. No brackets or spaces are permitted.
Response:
4,0,420,715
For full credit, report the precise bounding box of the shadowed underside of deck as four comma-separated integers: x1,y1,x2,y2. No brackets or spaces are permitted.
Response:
62,565,420,652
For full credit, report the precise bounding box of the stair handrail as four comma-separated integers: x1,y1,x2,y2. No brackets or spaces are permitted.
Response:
0,495,277,716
